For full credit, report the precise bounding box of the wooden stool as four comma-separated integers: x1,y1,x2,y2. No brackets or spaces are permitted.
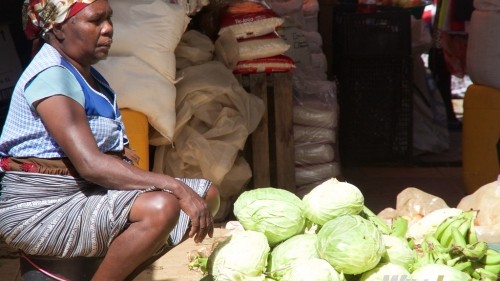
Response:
19,251,102,281
235,73,295,192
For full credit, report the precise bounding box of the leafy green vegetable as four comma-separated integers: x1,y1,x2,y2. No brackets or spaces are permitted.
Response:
267,233,319,280
281,257,345,281
233,188,306,246
302,178,364,226
207,230,270,280
316,214,385,275
359,262,411,281
381,235,415,270
411,264,471,281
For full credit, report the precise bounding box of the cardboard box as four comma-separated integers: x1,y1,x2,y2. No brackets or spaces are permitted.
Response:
0,24,22,96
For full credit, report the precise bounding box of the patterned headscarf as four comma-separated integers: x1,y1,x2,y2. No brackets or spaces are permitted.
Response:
22,0,98,40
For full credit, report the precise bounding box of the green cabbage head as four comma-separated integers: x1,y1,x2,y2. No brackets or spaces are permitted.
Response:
233,187,306,246
302,178,364,225
359,262,411,281
281,258,345,281
316,214,384,275
381,235,415,270
207,230,270,281
267,233,319,280
411,264,471,281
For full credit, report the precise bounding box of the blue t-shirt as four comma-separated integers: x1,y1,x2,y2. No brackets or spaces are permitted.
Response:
25,66,85,109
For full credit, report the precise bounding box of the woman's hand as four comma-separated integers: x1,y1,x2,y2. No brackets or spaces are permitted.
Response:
172,181,214,243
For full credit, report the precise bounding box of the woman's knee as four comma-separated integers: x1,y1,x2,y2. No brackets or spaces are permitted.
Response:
129,191,181,230
205,184,220,217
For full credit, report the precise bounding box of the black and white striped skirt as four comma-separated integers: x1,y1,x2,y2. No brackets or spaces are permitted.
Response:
0,171,210,258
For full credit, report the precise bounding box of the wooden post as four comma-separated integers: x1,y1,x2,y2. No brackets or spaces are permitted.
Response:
236,73,296,192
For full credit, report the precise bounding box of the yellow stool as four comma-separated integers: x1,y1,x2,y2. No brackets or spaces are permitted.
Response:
462,84,500,194
121,108,149,171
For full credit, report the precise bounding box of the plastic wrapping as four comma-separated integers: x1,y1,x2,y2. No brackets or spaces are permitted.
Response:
152,61,265,221
293,105,337,128
377,187,451,225
217,1,284,39
295,162,341,187
457,178,500,243
295,143,335,165
292,69,341,191
293,125,335,144
215,31,290,68
175,30,215,70
232,55,295,74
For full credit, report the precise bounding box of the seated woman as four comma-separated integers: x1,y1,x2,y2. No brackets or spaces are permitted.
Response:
0,0,220,280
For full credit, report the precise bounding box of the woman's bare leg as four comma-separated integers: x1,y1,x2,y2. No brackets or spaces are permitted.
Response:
205,184,221,217
123,184,221,281
91,191,180,281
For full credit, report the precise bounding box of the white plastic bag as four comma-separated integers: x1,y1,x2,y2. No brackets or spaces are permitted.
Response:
457,179,500,243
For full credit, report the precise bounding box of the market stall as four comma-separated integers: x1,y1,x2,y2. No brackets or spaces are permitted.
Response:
136,178,500,281
2,0,499,280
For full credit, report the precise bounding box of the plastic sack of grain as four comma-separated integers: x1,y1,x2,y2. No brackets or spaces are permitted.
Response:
104,0,188,84
293,105,337,128
218,1,285,39
233,54,295,74
237,32,290,61
293,125,336,144
175,30,214,70
295,162,341,186
215,30,290,69
295,143,335,165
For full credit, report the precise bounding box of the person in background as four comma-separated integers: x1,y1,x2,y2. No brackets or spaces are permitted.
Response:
427,0,473,130
0,0,220,280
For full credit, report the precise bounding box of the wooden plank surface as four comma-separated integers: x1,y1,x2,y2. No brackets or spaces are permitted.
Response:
236,73,295,190
270,73,295,191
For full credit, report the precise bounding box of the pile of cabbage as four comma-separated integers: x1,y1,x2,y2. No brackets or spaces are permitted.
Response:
200,178,473,281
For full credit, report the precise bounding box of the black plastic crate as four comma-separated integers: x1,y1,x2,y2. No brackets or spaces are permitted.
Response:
332,4,411,59
337,56,413,165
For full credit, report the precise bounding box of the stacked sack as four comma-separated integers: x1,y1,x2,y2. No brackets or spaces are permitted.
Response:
268,0,327,78
94,0,191,145
214,0,295,74
293,75,341,197
265,0,341,193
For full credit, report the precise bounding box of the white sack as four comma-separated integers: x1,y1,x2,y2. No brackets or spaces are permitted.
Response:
466,10,500,90
153,61,265,187
293,125,336,144
295,143,335,165
295,162,341,186
293,105,337,128
457,179,500,243
175,30,214,70
105,0,189,83
95,56,176,145
96,0,190,144
266,0,303,17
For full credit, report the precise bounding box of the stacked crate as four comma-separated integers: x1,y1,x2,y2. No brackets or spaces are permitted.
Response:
332,4,413,166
